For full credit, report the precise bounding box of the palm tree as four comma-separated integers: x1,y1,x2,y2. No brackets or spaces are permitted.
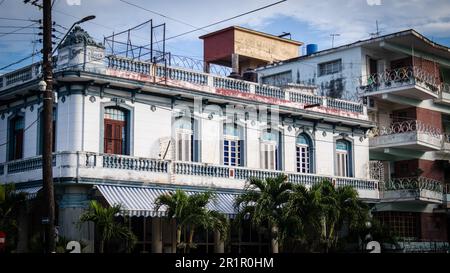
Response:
79,200,137,253
0,184,26,252
234,174,292,253
288,180,367,252
155,189,228,253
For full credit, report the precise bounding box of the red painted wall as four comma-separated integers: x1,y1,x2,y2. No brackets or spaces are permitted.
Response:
394,159,444,181
420,213,448,241
202,29,235,64
413,56,442,85
418,160,445,181
416,107,442,131
392,107,442,132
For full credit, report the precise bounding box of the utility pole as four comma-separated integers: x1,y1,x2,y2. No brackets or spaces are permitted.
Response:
42,0,55,253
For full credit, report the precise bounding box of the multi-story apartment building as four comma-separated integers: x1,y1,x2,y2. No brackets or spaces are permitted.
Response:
258,29,450,249
0,26,379,253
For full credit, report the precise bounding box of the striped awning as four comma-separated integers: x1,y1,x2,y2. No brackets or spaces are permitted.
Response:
96,184,239,218
15,186,42,200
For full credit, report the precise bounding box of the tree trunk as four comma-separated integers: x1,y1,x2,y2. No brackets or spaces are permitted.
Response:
176,226,182,245
188,227,195,253
271,225,279,254
99,240,105,254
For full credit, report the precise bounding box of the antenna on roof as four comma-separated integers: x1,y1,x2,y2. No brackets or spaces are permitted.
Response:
369,20,381,38
278,32,291,39
330,33,340,48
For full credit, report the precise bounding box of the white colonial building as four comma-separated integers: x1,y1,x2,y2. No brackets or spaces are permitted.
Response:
0,27,378,253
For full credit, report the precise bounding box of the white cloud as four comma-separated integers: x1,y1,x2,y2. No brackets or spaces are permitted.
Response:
1,0,450,68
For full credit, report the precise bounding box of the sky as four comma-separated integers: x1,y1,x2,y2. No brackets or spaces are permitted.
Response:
1,0,450,73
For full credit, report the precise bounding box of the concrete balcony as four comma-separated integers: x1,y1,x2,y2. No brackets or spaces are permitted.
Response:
369,120,443,152
381,177,445,204
360,66,441,100
0,152,379,200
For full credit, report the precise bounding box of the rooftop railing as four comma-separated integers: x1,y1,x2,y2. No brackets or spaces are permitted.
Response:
0,56,366,115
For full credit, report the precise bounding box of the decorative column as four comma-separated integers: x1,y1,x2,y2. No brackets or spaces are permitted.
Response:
151,217,163,253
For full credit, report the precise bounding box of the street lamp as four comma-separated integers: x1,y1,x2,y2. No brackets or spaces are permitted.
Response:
52,15,96,55
38,80,47,92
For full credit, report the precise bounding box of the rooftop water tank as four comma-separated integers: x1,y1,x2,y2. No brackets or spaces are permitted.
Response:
306,44,318,55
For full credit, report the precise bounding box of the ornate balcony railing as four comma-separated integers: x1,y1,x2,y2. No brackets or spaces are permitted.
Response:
360,66,441,95
155,65,208,86
107,55,151,74
0,153,378,200
105,56,364,114
327,98,364,113
6,155,56,174
1,56,366,115
102,154,169,173
0,62,42,90
173,161,230,178
173,161,378,191
289,92,323,105
254,85,285,99
369,120,442,138
382,177,444,193
213,76,251,93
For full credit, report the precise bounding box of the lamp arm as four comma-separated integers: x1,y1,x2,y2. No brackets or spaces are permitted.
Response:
52,23,77,56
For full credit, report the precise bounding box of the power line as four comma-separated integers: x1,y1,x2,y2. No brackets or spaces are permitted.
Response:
0,17,38,22
0,115,40,148
0,32,39,34
0,51,41,71
0,26,39,28
165,0,287,41
119,0,199,30
0,22,38,38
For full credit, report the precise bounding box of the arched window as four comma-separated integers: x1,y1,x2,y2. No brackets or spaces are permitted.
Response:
9,114,24,160
336,139,352,177
104,107,129,155
296,133,313,173
260,129,282,170
223,123,244,166
174,116,193,162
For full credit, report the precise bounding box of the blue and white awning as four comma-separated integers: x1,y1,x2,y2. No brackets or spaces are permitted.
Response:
96,184,239,218
15,186,42,200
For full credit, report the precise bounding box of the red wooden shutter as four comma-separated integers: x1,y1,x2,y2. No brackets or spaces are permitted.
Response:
15,129,23,160
104,121,113,154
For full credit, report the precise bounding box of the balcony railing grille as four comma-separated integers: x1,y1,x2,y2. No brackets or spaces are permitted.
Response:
361,66,441,95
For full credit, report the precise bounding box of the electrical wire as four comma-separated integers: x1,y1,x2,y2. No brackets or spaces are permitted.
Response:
0,51,41,71
119,0,199,30
0,22,38,38
0,115,40,147
0,17,38,22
